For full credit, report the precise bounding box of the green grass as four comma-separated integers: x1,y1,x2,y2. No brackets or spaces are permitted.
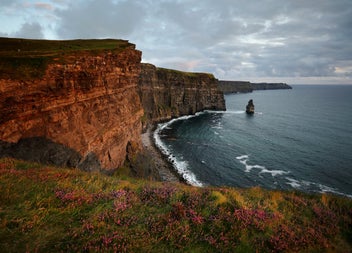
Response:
0,37,132,80
156,67,215,79
1,157,352,252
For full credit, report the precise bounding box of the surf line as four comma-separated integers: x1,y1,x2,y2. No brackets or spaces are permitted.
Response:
153,109,245,187
236,154,289,176
153,113,205,187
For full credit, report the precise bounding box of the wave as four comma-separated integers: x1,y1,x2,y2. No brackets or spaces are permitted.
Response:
204,110,245,114
236,154,287,176
236,155,249,160
286,177,301,188
236,156,351,198
285,177,352,198
153,116,204,187
259,168,289,177
205,109,263,116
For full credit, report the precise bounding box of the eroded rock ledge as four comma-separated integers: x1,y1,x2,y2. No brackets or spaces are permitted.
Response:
138,63,226,127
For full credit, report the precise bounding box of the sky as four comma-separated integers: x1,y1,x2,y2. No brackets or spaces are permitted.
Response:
1,0,352,85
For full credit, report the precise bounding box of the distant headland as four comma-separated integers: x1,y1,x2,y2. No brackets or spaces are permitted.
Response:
218,80,292,94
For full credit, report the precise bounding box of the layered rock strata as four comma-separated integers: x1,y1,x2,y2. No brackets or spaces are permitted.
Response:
0,39,143,172
138,63,226,126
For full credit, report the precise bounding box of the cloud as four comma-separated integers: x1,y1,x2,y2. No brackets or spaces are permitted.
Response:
35,3,54,11
56,0,147,39
1,0,351,84
14,22,44,39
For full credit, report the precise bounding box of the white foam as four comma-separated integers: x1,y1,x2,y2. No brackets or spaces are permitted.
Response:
154,117,204,187
285,177,302,188
204,110,245,114
301,180,344,195
236,154,288,176
245,164,266,173
285,178,352,198
259,168,289,177
236,155,249,160
236,155,266,173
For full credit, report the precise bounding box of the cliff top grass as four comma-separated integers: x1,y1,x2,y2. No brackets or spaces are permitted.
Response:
157,66,215,79
1,157,351,252
0,37,133,80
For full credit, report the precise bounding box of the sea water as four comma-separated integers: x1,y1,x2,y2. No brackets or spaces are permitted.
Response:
155,85,352,197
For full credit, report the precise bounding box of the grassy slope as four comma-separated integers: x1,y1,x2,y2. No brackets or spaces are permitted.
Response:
0,37,132,80
0,158,351,252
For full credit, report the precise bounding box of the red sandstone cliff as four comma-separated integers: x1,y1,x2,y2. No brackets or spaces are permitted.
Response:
0,39,143,172
138,63,226,126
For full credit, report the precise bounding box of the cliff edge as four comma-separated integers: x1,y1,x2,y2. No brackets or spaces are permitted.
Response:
218,80,292,94
138,63,226,127
0,38,143,172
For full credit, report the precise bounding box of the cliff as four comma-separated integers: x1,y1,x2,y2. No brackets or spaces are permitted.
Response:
218,80,253,93
0,38,227,174
0,38,143,172
138,63,226,126
251,82,292,90
218,80,292,94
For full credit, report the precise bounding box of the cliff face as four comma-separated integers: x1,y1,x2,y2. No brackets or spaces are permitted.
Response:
0,39,143,172
0,38,227,174
138,63,226,125
219,80,292,94
218,81,253,93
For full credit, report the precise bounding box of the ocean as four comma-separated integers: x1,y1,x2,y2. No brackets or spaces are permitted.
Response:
154,85,352,197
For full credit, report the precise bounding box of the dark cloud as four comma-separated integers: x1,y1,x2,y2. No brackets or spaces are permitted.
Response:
0,0,18,6
56,0,147,39
14,22,44,39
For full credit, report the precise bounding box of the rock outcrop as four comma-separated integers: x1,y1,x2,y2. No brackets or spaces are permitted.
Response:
138,63,226,126
219,80,292,94
246,99,255,114
0,38,143,172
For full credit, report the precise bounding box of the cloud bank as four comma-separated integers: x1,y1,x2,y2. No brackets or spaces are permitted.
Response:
1,0,352,84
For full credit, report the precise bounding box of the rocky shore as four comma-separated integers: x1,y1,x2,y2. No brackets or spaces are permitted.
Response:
140,126,181,183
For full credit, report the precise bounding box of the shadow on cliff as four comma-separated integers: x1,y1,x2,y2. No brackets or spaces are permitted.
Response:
0,137,101,172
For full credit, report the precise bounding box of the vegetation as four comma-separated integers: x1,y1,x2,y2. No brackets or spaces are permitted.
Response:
0,37,132,79
157,67,215,79
0,157,351,252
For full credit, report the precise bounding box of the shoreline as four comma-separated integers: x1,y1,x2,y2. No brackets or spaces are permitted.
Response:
141,125,185,184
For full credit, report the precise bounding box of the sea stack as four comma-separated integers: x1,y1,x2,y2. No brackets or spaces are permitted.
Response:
246,99,255,114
